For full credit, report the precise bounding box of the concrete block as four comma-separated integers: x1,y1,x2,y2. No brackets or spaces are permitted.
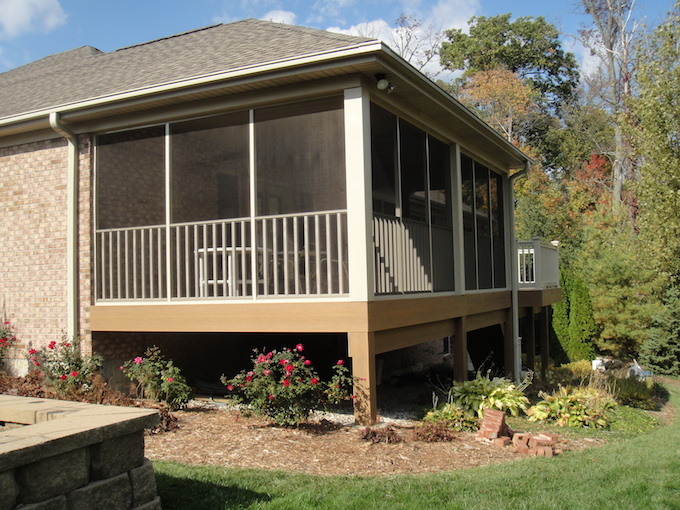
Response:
129,460,158,507
15,448,89,504
66,473,132,510
0,469,19,510
12,495,67,510
134,496,163,510
91,431,144,480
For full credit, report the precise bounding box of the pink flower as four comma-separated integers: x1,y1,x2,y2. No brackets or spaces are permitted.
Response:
60,375,68,381
227,385,234,391
285,364,294,373
337,359,344,366
263,369,271,376
311,378,318,385
295,343,304,352
256,354,267,364
167,377,174,383
279,359,289,366
282,379,290,387
119,366,124,370
304,360,311,366
71,371,78,377
269,394,275,400
134,356,143,364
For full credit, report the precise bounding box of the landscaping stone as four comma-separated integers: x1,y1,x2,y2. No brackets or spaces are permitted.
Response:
91,431,144,480
13,495,67,510
15,448,89,504
0,469,19,510
133,497,163,510
129,460,158,507
66,473,132,510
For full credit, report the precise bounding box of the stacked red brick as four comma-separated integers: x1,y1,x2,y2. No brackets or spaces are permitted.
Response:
476,409,560,457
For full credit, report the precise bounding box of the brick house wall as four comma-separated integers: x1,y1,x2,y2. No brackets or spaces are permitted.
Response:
0,135,93,371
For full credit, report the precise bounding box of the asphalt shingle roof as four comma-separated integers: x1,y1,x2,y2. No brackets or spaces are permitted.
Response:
0,19,375,120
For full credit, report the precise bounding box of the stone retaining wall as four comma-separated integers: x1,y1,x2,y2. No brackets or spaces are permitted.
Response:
0,395,160,510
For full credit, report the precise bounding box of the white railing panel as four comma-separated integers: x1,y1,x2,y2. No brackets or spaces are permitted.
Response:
517,238,560,289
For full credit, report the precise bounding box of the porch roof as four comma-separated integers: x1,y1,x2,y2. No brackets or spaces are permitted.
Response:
0,19,530,170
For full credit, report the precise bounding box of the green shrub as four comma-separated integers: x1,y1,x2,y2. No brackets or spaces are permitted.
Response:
121,346,192,410
222,344,355,426
27,337,103,395
552,359,594,384
447,372,531,418
421,403,479,432
609,375,657,410
527,386,616,428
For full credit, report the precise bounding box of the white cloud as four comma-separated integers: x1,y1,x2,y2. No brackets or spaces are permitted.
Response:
261,10,298,25
0,0,66,39
327,19,393,41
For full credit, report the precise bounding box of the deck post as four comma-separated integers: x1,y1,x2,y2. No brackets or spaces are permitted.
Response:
525,307,537,373
348,331,377,425
453,316,468,382
539,306,550,379
504,307,515,379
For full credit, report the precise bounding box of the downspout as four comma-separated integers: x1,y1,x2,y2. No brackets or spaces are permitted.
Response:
49,112,79,339
509,161,529,383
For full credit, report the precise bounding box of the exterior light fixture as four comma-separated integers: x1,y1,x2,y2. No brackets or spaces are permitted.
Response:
375,73,394,93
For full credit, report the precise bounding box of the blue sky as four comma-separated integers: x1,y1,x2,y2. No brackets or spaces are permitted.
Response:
0,0,674,77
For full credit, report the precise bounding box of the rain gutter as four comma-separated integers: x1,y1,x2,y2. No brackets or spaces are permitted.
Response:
49,112,79,339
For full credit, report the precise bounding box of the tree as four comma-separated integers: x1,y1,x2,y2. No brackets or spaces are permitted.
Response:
552,269,597,362
640,287,680,376
456,68,537,143
579,0,642,207
629,3,680,280
440,14,579,109
391,14,445,74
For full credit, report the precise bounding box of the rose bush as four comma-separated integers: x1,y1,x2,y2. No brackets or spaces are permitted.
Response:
222,344,356,426
0,318,17,367
27,336,103,395
121,346,192,410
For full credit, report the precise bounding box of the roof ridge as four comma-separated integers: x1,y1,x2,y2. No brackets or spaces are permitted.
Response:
115,23,224,52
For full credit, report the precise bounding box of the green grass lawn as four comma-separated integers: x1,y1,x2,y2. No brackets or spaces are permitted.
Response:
153,381,680,510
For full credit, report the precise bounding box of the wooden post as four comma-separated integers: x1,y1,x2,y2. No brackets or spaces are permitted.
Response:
348,331,377,425
525,307,536,373
539,306,550,380
504,308,515,379
453,316,468,382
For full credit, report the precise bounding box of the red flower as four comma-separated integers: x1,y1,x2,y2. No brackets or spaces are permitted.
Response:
227,385,234,391
295,343,304,352
32,360,40,366
282,379,290,387
60,375,68,381
311,378,319,385
245,375,252,382
64,343,71,347
304,360,311,366
48,341,57,350
28,349,36,355
285,364,294,373
269,394,275,400
279,359,289,366
70,371,78,377
337,359,344,365
167,377,174,383
3,320,8,325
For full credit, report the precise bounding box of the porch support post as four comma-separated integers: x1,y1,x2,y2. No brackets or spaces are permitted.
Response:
539,306,550,379
453,316,468,382
504,307,515,379
525,307,536,374
348,331,377,425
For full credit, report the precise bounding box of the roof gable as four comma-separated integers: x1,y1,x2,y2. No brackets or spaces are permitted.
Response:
0,19,374,119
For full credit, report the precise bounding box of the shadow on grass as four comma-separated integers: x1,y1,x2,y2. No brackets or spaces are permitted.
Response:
155,470,271,510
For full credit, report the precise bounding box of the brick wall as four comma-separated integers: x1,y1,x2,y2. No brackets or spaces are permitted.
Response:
0,135,94,368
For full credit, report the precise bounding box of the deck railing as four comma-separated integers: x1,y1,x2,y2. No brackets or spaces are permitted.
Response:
95,210,348,301
517,238,560,289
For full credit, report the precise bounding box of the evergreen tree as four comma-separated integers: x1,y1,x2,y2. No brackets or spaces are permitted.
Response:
640,287,680,376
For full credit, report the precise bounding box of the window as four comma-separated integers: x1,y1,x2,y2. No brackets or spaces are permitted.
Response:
461,153,506,290
96,126,165,229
